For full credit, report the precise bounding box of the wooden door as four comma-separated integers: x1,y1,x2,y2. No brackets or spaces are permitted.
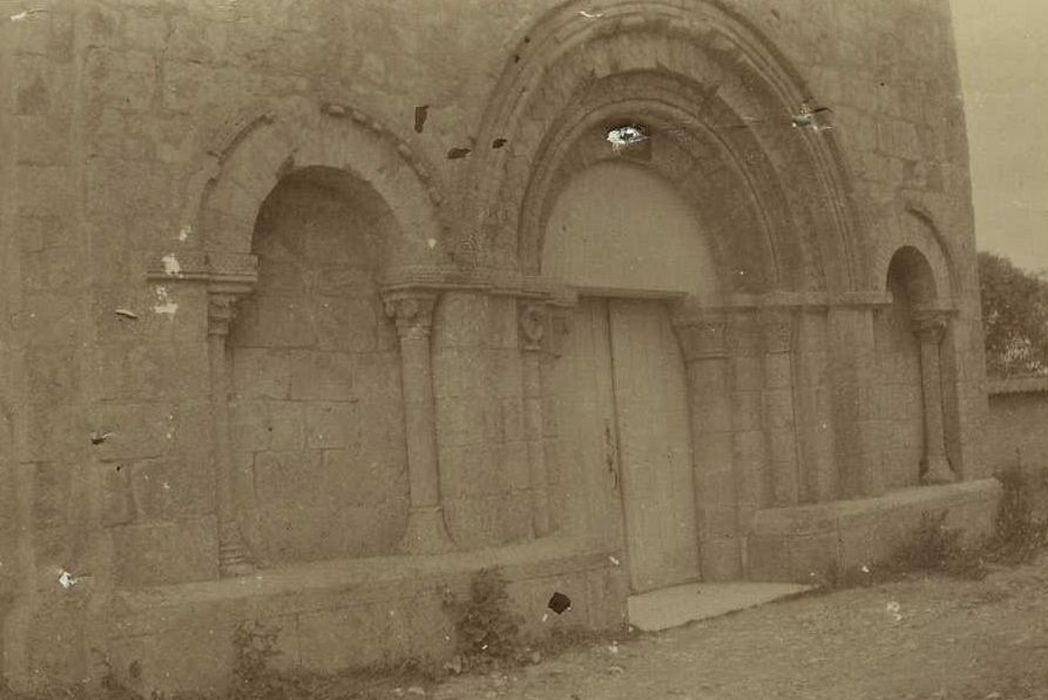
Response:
608,299,700,592
550,298,623,548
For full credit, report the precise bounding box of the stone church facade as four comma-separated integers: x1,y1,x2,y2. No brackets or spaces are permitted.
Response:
0,0,999,692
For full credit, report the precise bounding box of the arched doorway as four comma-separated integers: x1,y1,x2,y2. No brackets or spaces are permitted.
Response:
545,160,717,592
227,167,410,565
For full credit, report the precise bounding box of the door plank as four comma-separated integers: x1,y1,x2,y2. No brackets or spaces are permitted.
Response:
609,299,700,592
550,298,622,547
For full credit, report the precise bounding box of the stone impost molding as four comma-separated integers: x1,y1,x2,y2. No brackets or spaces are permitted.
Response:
382,288,455,553
912,308,956,485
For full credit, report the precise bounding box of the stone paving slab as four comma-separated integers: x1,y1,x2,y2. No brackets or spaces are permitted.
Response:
626,581,812,632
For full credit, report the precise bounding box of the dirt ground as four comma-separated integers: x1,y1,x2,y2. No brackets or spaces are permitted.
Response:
420,555,1048,700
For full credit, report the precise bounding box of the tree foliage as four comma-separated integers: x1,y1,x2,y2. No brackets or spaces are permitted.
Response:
978,251,1048,377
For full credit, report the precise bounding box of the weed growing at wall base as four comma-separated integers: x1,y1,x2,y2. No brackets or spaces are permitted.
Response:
821,467,1048,590
442,567,526,671
985,466,1048,565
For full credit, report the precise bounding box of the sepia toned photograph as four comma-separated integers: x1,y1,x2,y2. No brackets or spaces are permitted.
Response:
0,1,1046,697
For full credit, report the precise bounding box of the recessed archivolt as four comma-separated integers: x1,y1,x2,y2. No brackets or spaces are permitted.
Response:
461,0,866,294
189,96,450,274
518,70,802,295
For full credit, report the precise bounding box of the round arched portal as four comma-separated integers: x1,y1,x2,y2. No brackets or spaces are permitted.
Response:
540,158,715,591
460,1,867,294
227,166,409,565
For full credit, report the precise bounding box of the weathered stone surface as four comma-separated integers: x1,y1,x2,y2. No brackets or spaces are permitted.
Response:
112,518,219,588
0,0,1004,691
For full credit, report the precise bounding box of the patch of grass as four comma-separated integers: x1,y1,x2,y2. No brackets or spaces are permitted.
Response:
227,620,290,700
985,466,1048,565
532,623,641,661
815,510,987,593
886,510,989,580
820,466,1048,593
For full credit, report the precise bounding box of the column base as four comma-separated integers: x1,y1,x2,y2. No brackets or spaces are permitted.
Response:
531,489,551,538
218,521,255,577
920,455,956,485
399,505,455,554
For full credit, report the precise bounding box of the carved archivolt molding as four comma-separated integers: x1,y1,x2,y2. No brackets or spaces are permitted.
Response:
460,0,866,293
175,96,449,287
318,101,445,210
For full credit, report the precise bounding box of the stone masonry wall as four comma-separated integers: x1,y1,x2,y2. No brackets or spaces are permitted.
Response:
0,0,985,687
986,380,1048,474
0,0,981,573
228,172,409,566
433,292,533,549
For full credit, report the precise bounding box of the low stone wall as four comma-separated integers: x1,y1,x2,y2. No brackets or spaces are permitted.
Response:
748,479,1002,582
986,376,1048,473
104,536,626,696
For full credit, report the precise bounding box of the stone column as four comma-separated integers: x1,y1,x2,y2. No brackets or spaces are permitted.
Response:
519,301,551,538
208,294,253,577
827,305,883,498
673,312,740,580
384,291,455,553
795,309,837,502
762,308,800,507
730,309,767,545
913,311,955,485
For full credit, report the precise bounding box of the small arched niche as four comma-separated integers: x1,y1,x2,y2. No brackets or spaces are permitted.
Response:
227,166,409,565
874,246,939,488
542,160,718,298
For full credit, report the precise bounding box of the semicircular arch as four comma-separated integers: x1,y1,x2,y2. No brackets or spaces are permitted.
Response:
194,96,450,277
459,0,867,295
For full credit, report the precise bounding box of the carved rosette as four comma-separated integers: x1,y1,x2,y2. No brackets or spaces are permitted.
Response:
384,293,437,340
519,302,547,352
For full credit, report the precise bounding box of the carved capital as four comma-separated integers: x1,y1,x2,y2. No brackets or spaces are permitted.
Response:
761,310,794,354
548,307,573,358
912,311,950,344
384,292,437,340
519,302,547,352
674,318,730,361
208,293,242,337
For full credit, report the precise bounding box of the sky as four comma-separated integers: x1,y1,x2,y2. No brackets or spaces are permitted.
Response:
951,0,1048,273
